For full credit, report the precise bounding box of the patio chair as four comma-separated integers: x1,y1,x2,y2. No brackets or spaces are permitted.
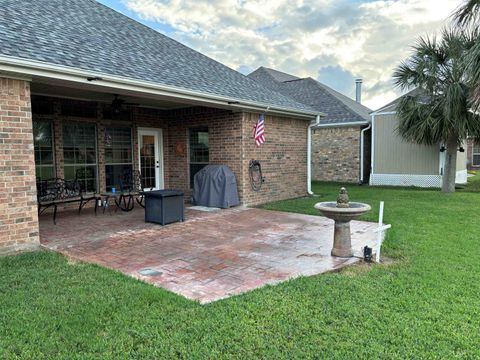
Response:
119,169,151,210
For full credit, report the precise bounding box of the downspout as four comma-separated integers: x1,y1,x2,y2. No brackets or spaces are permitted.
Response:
369,113,376,185
359,122,371,183
308,114,321,195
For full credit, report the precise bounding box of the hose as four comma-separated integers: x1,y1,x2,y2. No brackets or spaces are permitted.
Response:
249,160,264,191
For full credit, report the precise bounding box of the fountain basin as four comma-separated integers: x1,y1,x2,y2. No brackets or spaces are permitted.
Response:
314,197,371,258
314,202,371,221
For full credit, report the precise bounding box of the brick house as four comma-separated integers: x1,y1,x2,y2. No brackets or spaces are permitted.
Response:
0,0,322,254
248,67,372,183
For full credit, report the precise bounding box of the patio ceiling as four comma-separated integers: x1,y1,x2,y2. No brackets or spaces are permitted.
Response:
30,79,200,111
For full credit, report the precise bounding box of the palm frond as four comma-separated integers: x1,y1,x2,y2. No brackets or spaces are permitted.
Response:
464,37,480,110
454,0,480,27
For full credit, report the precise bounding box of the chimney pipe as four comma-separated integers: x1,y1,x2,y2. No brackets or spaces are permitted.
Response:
355,79,362,103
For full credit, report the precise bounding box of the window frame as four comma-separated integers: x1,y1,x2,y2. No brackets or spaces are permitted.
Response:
62,121,99,192
104,126,134,191
188,127,209,188
33,119,56,180
473,143,480,166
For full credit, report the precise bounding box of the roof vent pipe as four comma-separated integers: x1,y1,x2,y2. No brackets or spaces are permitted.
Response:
355,79,362,103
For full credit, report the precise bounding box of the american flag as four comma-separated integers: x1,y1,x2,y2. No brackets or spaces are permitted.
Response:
254,114,266,146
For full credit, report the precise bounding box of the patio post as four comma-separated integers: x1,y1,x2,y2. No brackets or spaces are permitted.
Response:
0,77,40,254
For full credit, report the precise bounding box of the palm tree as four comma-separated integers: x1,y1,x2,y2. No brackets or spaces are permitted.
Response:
393,29,480,192
454,0,480,110
455,0,480,26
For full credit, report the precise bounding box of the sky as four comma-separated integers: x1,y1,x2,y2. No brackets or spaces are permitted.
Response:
97,0,461,110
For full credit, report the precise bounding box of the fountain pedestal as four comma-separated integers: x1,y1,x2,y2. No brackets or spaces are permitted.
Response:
314,188,371,258
332,220,353,257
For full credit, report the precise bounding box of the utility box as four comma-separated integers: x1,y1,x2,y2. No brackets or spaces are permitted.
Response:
142,190,184,225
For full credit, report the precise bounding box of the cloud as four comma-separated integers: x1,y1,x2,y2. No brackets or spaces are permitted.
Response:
317,66,356,99
123,0,459,110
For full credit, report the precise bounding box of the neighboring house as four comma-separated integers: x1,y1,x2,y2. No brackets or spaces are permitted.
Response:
370,91,468,187
466,138,480,171
0,0,323,254
248,67,372,183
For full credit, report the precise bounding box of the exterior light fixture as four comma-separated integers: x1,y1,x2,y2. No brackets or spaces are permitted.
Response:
440,146,446,152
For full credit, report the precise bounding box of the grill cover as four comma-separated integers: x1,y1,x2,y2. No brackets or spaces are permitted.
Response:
192,165,240,208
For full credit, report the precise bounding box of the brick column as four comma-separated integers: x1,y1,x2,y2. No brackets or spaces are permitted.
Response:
0,78,40,254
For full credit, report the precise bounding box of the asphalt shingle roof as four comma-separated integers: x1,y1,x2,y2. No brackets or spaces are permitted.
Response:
248,67,372,125
0,0,317,115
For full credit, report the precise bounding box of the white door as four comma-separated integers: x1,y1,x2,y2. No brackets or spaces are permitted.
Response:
138,128,163,190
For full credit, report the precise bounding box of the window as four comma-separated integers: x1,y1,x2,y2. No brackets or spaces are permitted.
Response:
63,122,97,192
33,120,55,180
473,143,480,166
189,127,209,187
105,127,133,191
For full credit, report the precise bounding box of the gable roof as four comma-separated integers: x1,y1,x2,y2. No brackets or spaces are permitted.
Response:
0,0,318,117
248,67,371,126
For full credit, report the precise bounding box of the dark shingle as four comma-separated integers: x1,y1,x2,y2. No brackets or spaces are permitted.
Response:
0,0,317,115
248,67,372,125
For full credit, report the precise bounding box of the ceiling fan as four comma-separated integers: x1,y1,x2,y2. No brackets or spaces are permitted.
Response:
110,94,139,113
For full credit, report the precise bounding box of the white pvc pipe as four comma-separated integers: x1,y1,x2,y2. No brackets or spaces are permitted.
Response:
376,201,384,263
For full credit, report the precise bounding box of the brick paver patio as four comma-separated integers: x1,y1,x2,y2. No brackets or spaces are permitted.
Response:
40,206,377,303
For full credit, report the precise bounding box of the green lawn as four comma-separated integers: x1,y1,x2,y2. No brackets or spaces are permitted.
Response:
1,183,480,358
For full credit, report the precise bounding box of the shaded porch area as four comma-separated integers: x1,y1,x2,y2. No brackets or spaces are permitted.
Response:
40,207,377,303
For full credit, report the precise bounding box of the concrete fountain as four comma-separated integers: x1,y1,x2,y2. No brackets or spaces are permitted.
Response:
314,187,371,257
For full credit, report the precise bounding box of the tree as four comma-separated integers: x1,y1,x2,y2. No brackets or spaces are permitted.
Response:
454,0,480,111
393,29,480,192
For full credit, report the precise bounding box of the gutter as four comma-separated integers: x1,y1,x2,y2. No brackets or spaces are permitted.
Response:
313,120,368,128
307,114,321,195
0,55,322,120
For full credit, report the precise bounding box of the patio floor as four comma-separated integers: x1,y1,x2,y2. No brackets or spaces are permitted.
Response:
40,206,378,303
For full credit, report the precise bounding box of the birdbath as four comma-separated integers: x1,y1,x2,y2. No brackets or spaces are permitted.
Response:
314,187,371,257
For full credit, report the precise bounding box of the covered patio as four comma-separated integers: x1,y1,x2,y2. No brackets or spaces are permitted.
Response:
40,206,378,303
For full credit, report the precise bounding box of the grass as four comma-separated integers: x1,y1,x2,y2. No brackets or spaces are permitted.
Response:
460,170,480,192
1,182,480,358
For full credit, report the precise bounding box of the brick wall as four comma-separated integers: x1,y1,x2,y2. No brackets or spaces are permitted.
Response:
311,126,362,183
0,78,39,254
241,112,309,205
165,107,244,201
